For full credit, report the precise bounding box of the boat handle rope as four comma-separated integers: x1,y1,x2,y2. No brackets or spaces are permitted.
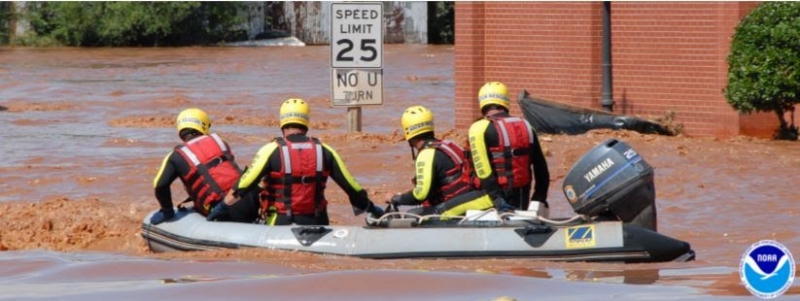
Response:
499,213,589,225
369,209,590,226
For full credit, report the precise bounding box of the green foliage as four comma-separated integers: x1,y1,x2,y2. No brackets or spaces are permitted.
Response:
18,2,245,46
427,2,454,44
0,2,11,44
724,2,800,139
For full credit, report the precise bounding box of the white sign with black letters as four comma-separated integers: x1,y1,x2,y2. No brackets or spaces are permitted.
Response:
331,2,383,68
331,68,382,106
331,2,383,106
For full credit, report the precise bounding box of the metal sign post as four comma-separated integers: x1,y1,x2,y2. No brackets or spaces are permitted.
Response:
331,2,384,132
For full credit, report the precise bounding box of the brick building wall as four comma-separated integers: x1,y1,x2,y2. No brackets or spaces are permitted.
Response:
455,2,775,138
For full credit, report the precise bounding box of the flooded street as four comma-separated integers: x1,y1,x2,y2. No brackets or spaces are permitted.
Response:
0,45,798,300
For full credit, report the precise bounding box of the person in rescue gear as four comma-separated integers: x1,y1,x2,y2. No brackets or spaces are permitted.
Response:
151,108,260,225
388,106,508,218
467,81,551,217
220,98,384,226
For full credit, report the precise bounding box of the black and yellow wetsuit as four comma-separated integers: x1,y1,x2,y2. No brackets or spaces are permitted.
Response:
153,134,260,223
232,133,373,225
393,138,494,217
468,112,550,210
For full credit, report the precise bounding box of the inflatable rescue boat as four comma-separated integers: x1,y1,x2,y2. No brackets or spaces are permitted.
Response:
141,139,695,263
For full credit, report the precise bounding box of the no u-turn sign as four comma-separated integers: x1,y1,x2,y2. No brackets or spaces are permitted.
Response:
331,2,383,106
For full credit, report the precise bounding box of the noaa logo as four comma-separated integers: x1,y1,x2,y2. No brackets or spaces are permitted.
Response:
740,240,795,299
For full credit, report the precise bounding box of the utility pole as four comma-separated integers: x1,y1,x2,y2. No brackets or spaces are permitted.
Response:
601,1,615,112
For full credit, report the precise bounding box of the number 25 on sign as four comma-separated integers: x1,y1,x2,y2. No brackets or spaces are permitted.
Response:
331,3,383,69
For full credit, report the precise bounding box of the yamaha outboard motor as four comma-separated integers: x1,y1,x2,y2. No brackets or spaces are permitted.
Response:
562,139,657,231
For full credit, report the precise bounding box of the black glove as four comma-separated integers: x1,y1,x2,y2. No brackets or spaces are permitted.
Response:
369,204,385,218
150,208,175,225
206,201,230,221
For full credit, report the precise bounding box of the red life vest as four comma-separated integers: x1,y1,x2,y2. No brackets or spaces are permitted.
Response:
426,139,473,206
264,137,329,217
484,115,534,189
174,133,241,215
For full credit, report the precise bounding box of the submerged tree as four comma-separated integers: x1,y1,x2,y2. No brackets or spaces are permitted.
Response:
724,2,800,140
21,2,245,46
427,2,454,44
0,2,11,44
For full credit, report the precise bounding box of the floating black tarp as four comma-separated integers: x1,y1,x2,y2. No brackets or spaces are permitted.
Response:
518,90,673,135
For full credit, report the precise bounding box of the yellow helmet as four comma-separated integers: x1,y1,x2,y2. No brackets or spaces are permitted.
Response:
279,98,310,129
176,108,211,135
478,81,510,111
401,106,434,141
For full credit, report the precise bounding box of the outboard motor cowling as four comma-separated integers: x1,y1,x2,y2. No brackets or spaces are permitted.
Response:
563,139,657,231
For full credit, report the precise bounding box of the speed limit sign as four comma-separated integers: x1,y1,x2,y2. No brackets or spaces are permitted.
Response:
331,3,383,68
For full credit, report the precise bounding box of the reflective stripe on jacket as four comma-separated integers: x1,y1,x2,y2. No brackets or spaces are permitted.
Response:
174,133,241,215
264,137,329,216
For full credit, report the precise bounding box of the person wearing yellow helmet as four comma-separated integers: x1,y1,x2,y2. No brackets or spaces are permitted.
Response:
219,98,383,225
388,106,509,219
151,108,260,225
467,81,551,217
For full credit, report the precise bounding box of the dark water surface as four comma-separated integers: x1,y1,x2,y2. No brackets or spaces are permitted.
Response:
1,45,798,300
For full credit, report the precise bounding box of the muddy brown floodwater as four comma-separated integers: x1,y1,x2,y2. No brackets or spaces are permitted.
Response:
0,45,798,300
